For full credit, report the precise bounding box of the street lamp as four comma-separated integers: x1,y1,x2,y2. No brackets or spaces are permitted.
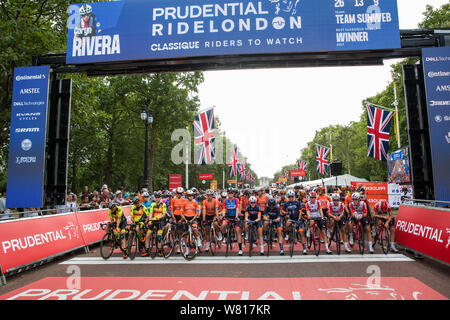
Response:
141,107,153,189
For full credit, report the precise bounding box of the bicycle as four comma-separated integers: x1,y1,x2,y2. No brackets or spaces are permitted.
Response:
127,223,147,260
306,219,321,256
352,215,365,255
99,222,128,260
161,219,177,259
246,220,259,257
264,219,277,257
206,217,221,256
287,219,301,257
179,220,199,261
327,218,342,255
224,218,239,257
373,219,390,254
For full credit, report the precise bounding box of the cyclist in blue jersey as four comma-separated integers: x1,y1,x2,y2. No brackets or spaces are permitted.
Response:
283,190,308,254
220,190,243,255
141,192,152,211
263,198,284,255
244,196,264,255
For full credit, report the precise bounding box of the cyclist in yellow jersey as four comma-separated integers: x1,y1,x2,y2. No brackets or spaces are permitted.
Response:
145,192,168,256
129,196,149,249
107,202,128,258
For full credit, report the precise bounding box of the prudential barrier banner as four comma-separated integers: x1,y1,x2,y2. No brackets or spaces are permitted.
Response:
6,66,50,208
395,205,450,265
66,0,400,64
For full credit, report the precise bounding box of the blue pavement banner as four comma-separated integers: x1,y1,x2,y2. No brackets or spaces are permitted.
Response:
66,0,400,64
6,66,50,208
422,46,450,204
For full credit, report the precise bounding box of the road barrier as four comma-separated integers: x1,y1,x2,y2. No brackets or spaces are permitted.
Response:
395,204,450,265
0,206,132,284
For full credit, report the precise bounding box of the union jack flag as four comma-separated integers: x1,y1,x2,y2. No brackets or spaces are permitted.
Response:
193,108,215,165
299,160,307,171
366,104,393,162
316,144,330,175
228,146,239,177
246,169,251,182
238,160,247,180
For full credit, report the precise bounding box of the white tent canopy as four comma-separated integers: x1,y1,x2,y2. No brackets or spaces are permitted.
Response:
287,174,369,188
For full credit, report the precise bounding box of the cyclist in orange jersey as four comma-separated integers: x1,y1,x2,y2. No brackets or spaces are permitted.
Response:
257,188,269,212
202,190,220,252
181,190,201,247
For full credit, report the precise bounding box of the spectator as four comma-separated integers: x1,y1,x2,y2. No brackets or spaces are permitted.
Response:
99,188,111,208
0,191,13,220
114,191,129,206
79,195,94,211
82,186,91,197
91,191,101,208
55,197,71,214
25,208,40,218
67,194,78,212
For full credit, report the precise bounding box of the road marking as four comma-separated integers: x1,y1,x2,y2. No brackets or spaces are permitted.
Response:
60,254,414,265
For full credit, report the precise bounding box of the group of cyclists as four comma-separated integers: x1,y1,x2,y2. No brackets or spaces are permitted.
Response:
106,184,399,259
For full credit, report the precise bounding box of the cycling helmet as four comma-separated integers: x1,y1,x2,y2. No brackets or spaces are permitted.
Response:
154,191,162,197
351,192,361,201
206,189,214,195
108,202,117,209
176,187,184,194
380,199,388,211
286,190,295,197
309,191,317,198
167,192,172,197
185,190,194,196
79,4,92,16
268,198,276,207
331,193,340,201
142,192,150,197
191,187,198,194
132,196,140,204
221,191,228,198
249,196,257,203
172,188,176,193
280,189,286,195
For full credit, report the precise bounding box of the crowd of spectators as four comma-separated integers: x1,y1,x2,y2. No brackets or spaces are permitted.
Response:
0,184,135,220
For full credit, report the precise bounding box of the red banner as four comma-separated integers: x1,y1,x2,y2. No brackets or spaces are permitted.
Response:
1,276,445,300
351,182,389,208
395,205,450,265
198,173,213,180
168,174,182,190
75,206,132,246
0,213,85,273
290,169,306,177
0,206,133,274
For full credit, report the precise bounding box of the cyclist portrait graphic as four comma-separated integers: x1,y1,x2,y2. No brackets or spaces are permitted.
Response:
74,4,101,38
268,0,301,15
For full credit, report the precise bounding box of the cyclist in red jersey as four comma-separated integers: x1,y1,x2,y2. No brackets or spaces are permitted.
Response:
373,199,399,252
349,192,374,253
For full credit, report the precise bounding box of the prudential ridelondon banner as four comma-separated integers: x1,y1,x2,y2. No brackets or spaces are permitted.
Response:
6,66,50,209
66,0,400,64
422,46,450,205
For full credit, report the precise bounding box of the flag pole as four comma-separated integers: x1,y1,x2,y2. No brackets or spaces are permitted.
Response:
393,81,401,148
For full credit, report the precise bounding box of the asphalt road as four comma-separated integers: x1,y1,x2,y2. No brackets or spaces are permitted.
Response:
0,239,448,301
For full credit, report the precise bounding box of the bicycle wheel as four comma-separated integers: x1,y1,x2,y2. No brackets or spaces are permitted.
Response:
225,226,233,257
289,226,296,257
266,225,273,257
357,224,365,255
247,226,253,257
306,225,313,249
180,231,198,261
148,229,158,259
209,227,217,256
313,227,321,256
162,228,176,259
127,232,138,260
381,226,390,254
335,225,341,255
100,232,115,260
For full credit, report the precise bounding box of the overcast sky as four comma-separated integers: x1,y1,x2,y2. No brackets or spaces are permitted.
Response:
197,0,447,179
